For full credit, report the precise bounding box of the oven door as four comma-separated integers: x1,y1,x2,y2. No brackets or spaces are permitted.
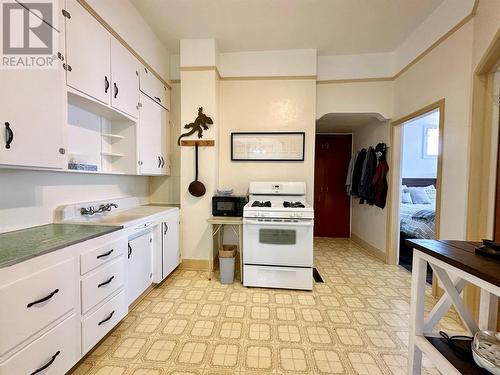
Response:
243,218,313,267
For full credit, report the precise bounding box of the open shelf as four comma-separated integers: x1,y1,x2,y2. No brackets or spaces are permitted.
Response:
67,91,137,175
101,133,125,140
425,336,488,375
101,152,125,157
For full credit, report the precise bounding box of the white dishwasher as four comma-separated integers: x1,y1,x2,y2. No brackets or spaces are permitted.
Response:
127,224,153,306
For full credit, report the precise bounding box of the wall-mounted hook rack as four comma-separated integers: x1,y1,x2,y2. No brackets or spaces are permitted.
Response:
180,140,215,147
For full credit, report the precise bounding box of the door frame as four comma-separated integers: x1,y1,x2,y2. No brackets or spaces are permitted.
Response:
386,99,445,266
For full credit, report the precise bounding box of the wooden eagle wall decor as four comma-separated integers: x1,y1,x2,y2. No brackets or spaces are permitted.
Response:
177,107,213,145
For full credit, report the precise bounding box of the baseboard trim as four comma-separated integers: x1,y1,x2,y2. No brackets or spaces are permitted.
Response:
350,233,386,262
179,259,209,270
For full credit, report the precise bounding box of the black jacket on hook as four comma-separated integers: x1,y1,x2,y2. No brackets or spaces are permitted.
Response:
372,143,389,208
358,147,377,204
351,148,366,196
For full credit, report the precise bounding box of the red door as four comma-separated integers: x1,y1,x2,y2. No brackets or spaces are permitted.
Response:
314,134,352,237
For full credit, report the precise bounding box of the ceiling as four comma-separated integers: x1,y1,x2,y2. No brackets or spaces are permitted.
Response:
316,113,387,133
131,0,444,55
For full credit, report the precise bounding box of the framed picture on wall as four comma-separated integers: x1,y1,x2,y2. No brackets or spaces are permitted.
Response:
231,132,305,161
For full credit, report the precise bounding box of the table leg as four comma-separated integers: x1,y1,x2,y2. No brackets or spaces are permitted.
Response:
238,224,243,284
208,224,214,280
479,289,499,330
408,252,427,375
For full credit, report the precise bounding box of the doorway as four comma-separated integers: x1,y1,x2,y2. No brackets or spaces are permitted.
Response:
314,134,352,237
387,100,444,275
398,109,440,282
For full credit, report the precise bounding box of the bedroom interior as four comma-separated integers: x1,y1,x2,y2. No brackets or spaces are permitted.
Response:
398,109,440,283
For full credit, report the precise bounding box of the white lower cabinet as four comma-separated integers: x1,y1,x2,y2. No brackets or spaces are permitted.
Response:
0,216,178,372
0,258,75,357
0,314,78,375
127,231,153,306
81,257,125,314
161,211,180,279
81,290,127,355
80,238,126,275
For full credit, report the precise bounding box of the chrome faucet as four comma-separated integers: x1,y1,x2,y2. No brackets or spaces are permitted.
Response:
97,203,118,213
80,206,95,216
80,203,118,216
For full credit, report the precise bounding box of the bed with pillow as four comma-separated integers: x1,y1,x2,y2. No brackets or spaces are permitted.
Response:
400,178,437,240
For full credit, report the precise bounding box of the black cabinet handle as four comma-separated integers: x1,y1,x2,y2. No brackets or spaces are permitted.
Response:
128,243,132,259
104,76,110,93
5,122,13,149
161,157,165,168
114,82,119,98
27,289,59,308
158,156,161,168
154,96,161,103
164,223,168,235
96,249,114,259
30,350,61,375
98,310,115,326
97,275,114,288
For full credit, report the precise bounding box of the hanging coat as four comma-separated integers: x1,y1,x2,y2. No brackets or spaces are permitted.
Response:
358,147,377,203
351,148,366,197
371,143,389,208
371,159,389,208
345,151,358,195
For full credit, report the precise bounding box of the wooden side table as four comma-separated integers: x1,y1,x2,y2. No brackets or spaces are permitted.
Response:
207,216,243,282
407,239,500,375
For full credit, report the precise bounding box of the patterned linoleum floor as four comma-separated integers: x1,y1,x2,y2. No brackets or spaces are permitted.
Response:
71,238,465,375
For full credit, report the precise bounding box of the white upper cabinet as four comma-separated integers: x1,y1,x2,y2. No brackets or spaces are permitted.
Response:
161,111,171,175
110,40,139,118
138,93,169,176
0,4,65,169
65,0,111,105
138,93,161,175
139,67,170,111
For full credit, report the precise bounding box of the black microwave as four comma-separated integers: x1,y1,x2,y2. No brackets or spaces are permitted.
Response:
212,195,248,217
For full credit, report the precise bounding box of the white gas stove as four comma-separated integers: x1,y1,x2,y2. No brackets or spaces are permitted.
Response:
243,182,314,290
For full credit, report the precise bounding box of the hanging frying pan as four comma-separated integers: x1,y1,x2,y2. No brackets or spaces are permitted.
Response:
188,144,206,197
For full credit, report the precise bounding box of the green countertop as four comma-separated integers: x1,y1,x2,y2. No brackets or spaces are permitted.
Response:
0,224,123,268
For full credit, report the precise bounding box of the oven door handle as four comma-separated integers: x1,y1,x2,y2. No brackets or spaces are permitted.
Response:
243,219,313,227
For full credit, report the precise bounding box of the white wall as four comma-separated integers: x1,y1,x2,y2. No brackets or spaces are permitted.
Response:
219,49,317,78
317,53,395,81
0,170,149,233
315,0,475,81
219,79,317,203
86,0,170,80
350,121,390,253
394,21,474,240
316,81,394,120
402,113,439,178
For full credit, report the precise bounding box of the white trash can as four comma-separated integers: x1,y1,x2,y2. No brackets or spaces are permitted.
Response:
219,245,237,284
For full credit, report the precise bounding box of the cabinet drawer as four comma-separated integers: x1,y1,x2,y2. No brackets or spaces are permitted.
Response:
80,238,126,275
0,259,75,356
81,257,124,314
82,290,127,355
0,314,78,375
243,265,313,290
139,67,169,110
